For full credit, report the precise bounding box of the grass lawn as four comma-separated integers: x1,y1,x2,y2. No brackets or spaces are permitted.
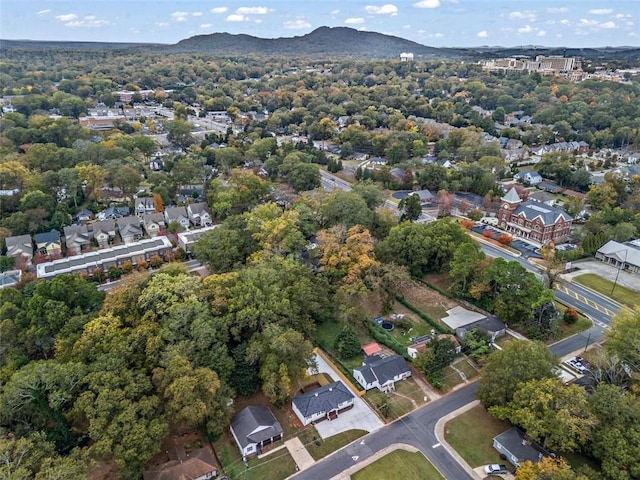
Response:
352,450,444,480
493,333,516,347
554,302,592,341
364,378,425,421
304,429,367,460
445,404,511,468
440,365,466,393
573,273,640,308
235,450,298,480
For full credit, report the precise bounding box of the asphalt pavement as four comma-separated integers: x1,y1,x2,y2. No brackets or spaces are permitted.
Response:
291,383,479,480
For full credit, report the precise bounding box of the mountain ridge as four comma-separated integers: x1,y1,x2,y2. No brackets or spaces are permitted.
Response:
2,27,639,60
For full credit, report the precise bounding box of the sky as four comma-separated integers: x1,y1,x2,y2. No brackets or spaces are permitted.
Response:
0,0,638,48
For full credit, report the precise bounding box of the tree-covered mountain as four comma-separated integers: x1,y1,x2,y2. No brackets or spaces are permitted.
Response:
2,27,639,61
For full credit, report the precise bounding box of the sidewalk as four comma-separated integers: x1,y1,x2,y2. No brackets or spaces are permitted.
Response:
434,400,483,480
328,443,420,480
285,437,315,471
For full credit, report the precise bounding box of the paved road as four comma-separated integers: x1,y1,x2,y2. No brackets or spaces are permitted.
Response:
292,383,479,480
478,241,620,355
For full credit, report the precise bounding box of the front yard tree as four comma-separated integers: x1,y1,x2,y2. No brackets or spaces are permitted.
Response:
398,193,422,222
491,377,594,452
477,340,556,409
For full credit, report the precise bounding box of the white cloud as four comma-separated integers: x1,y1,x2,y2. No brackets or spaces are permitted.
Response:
171,11,189,22
55,13,78,22
579,18,600,27
434,32,444,38
284,19,311,29
156,22,169,27
200,23,212,28
344,17,365,24
509,11,536,21
254,19,262,23
518,25,533,33
600,21,616,28
560,19,570,25
477,30,488,38
236,7,271,15
365,4,399,15
413,0,440,8
537,30,546,36
192,12,203,17
331,9,340,15
588,8,612,15
226,14,248,22
37,9,51,15
547,7,568,14
210,7,228,14
64,15,110,28
615,13,631,19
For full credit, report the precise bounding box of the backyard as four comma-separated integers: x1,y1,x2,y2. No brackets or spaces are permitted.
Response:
439,357,480,393
573,273,640,308
352,450,444,480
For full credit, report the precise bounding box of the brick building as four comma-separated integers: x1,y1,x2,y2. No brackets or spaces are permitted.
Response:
497,187,572,244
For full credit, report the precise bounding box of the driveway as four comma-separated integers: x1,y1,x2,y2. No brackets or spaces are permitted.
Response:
311,354,384,439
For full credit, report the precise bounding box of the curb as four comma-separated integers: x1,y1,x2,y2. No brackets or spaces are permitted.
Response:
434,400,484,480
568,279,625,311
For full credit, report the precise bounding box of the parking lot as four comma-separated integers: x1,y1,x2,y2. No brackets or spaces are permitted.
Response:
472,223,541,258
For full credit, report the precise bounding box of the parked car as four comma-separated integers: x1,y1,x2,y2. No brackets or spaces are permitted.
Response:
484,464,508,474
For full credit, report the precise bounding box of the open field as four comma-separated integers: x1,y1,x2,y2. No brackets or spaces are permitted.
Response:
352,450,444,480
401,281,458,323
573,273,640,308
445,405,510,468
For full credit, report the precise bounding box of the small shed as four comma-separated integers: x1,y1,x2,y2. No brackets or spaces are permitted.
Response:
362,342,382,357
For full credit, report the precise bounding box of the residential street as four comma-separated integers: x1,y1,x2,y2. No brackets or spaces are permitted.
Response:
291,382,479,480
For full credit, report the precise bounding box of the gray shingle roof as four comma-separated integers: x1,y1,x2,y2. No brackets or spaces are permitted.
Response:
494,427,548,464
512,201,572,226
230,406,283,450
356,354,410,385
292,381,354,418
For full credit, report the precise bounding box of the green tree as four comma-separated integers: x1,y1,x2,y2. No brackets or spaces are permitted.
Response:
491,377,593,452
192,221,254,273
589,384,640,480
288,162,321,192
247,324,315,406
398,193,422,222
230,342,259,396
334,324,362,359
165,120,194,149
449,242,484,294
352,181,384,210
605,308,640,373
477,340,556,408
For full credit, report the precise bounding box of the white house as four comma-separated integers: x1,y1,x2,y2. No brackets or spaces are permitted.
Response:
292,381,355,426
229,406,283,460
164,206,190,230
187,202,212,227
514,170,543,185
353,354,411,393
135,197,156,216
